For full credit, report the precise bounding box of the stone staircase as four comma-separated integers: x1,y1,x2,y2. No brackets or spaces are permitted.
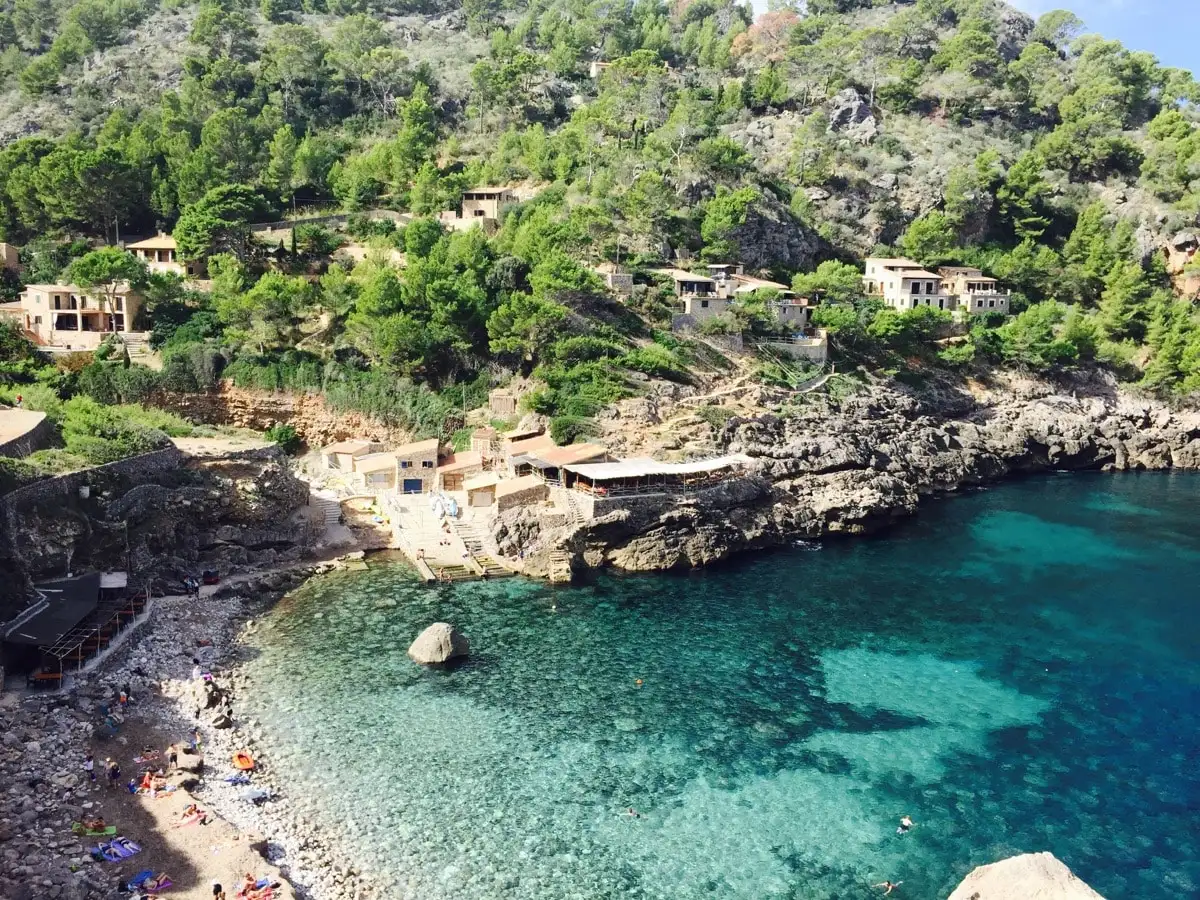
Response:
428,562,478,582
548,549,573,583
454,520,513,578
564,491,586,529
120,332,158,367
310,493,342,527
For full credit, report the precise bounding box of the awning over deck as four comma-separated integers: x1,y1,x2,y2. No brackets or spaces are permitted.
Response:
563,454,753,481
4,573,100,646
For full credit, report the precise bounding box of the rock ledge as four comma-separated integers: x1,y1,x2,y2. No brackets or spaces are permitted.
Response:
947,852,1105,900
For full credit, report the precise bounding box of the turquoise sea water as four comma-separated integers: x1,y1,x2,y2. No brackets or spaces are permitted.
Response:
238,474,1200,900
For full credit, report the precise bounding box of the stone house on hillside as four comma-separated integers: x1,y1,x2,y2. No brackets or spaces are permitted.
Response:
126,233,206,279
2,282,144,351
862,257,1010,316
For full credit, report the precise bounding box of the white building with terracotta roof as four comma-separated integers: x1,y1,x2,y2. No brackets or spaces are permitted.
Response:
863,258,1009,316
126,233,206,279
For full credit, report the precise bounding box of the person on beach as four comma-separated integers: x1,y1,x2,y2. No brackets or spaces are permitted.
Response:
241,873,257,895
84,754,95,784
212,880,226,900
189,726,202,751
897,815,914,834
167,744,179,771
192,658,204,680
105,758,120,787
875,881,902,895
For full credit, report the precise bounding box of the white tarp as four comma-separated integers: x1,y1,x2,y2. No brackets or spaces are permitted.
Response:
563,454,754,481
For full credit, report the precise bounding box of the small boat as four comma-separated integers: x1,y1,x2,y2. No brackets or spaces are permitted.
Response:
232,752,256,771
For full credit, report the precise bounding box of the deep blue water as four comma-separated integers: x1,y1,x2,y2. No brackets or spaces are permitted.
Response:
238,473,1200,899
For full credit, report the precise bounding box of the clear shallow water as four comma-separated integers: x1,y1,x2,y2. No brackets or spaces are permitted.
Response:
238,474,1200,900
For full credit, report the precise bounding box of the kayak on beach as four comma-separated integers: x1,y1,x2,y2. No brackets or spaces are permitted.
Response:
232,752,256,770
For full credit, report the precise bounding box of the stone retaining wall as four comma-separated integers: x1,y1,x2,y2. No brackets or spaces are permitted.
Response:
0,412,55,458
0,446,184,510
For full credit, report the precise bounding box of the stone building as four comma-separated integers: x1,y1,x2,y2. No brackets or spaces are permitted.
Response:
2,282,144,351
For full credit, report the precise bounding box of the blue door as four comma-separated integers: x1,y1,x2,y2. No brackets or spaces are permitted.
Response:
402,479,423,494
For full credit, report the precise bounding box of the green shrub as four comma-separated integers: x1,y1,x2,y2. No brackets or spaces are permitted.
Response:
620,345,691,383
0,457,43,494
694,406,735,430
550,415,597,445
265,423,301,453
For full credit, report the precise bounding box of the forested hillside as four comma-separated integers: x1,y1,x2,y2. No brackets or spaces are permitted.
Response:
2,0,1200,441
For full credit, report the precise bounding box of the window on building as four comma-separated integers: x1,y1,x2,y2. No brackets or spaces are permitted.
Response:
700,300,709,308
988,299,995,308
33,316,41,325
911,282,921,294
421,460,434,468
474,209,485,217
114,298,123,311
113,314,125,331
400,461,411,469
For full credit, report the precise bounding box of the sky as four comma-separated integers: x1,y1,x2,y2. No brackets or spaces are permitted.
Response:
1007,0,1198,74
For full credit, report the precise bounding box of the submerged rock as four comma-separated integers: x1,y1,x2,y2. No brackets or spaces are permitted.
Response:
947,852,1105,900
407,623,470,664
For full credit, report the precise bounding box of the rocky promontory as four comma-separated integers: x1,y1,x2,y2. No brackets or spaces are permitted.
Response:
948,852,1106,899
498,369,1200,575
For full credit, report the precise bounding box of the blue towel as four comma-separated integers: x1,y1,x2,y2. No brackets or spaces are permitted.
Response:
127,870,154,887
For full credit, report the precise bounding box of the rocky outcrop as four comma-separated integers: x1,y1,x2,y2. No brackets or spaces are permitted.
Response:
947,852,1105,900
1163,230,1200,299
151,381,413,448
728,191,823,272
500,370,1200,574
0,446,310,620
826,88,877,144
407,622,470,664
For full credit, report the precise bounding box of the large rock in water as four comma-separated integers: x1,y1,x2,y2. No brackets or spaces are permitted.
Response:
947,852,1105,900
407,623,470,664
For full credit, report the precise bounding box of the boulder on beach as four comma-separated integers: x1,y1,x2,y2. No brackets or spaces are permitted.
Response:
407,622,470,664
947,852,1105,900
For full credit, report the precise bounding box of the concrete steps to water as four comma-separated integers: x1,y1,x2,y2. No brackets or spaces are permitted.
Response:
309,494,342,527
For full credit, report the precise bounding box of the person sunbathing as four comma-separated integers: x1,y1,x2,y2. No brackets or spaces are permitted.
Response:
144,873,173,892
82,815,106,830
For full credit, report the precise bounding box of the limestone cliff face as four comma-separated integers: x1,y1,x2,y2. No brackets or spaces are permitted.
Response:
497,369,1200,575
947,851,1105,899
151,381,413,448
1,447,310,619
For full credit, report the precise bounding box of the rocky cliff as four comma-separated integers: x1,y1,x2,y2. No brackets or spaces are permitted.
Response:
497,369,1200,576
151,381,412,448
947,852,1105,899
0,446,311,620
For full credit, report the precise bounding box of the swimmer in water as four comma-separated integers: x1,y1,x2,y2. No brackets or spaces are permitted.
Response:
626,808,640,818
897,815,914,834
874,881,902,895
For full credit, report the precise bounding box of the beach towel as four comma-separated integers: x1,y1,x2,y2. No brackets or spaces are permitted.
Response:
126,870,154,888
145,874,173,892
109,837,142,858
72,822,116,836
239,787,271,803
224,774,251,785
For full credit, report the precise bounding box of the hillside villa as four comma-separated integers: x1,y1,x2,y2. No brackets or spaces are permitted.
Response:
126,233,206,279
439,187,516,233
863,258,1010,316
1,282,144,351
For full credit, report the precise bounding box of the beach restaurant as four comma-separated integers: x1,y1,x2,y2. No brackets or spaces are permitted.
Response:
1,571,144,687
561,454,754,496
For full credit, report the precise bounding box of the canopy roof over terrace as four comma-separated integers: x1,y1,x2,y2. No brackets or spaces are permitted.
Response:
563,454,753,481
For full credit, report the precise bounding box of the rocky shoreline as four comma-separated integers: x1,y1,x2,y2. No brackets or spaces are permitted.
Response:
499,368,1200,576
0,560,383,900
